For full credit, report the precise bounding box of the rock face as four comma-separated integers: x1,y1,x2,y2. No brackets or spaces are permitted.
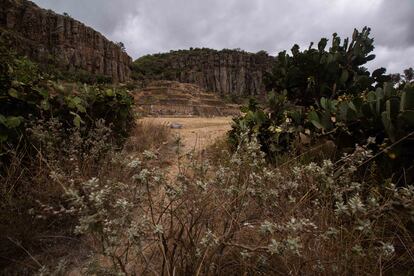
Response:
0,0,131,82
133,49,275,96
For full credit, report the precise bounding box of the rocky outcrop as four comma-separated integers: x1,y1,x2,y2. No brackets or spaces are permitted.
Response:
0,0,131,82
133,49,274,96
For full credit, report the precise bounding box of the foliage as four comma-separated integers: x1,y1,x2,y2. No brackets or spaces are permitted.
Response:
0,119,114,272
0,45,134,157
0,119,170,273
264,27,391,105
230,27,414,183
49,135,414,275
231,82,414,182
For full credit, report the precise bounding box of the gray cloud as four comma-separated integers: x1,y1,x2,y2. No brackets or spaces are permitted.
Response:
32,0,414,73
33,0,139,34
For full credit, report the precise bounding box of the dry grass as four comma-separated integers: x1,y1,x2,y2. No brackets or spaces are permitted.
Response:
62,134,414,275
0,119,172,274
125,119,171,153
2,118,414,275
139,116,232,155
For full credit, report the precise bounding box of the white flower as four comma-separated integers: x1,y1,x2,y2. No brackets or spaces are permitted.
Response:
380,242,395,258
334,201,348,216
285,237,302,255
133,169,150,182
153,224,164,234
200,229,218,246
367,136,376,145
355,219,371,232
351,244,365,256
267,239,281,255
127,158,141,168
260,221,274,234
348,194,365,214
143,150,157,160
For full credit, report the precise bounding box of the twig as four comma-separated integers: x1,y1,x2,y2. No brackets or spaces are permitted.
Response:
358,131,414,168
7,237,43,268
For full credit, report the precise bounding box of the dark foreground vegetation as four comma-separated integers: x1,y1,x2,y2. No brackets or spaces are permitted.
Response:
0,27,413,275
0,42,136,272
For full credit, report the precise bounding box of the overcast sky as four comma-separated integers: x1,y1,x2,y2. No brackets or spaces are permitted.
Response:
32,0,414,74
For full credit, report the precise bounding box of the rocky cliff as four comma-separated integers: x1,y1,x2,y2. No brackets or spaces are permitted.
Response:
0,0,131,82
133,49,274,96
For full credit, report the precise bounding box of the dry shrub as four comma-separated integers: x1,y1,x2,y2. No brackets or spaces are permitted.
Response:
2,118,412,275
62,133,414,275
0,118,169,274
0,118,115,272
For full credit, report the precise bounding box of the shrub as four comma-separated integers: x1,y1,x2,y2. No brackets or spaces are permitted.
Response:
0,45,134,158
0,119,114,272
0,119,171,273
54,135,414,275
0,43,135,272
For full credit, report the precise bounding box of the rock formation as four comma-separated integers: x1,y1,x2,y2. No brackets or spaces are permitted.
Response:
0,0,131,82
133,49,275,96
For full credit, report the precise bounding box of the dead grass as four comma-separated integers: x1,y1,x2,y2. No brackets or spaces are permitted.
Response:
0,119,172,274
139,116,232,155
125,119,171,153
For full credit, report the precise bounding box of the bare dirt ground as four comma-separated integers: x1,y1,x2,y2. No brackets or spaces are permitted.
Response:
139,116,233,154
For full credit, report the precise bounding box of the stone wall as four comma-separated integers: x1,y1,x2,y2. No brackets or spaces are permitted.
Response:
0,0,131,82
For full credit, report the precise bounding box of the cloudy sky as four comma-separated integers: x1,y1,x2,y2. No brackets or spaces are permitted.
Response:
32,0,414,73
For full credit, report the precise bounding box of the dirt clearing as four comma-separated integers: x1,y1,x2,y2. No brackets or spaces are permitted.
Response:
139,116,233,154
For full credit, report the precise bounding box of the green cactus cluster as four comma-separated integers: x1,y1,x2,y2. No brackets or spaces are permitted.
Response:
264,27,390,105
308,83,414,143
231,27,414,184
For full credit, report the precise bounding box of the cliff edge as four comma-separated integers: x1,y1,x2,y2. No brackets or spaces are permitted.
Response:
0,0,131,82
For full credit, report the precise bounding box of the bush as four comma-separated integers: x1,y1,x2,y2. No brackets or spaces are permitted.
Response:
0,119,172,273
0,119,114,272
0,43,135,272
0,45,134,159
51,135,414,275
230,28,414,184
